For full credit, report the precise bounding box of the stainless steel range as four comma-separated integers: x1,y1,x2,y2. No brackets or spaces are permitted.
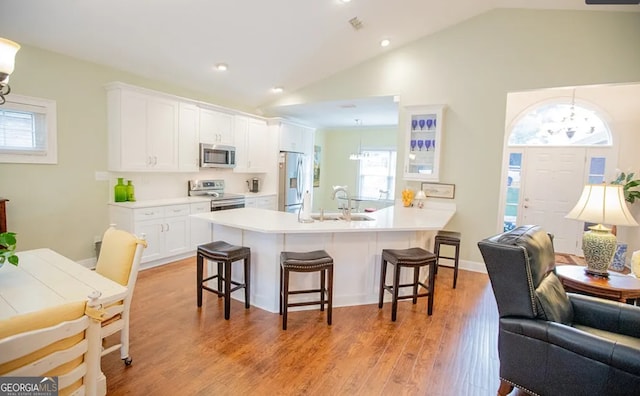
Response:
188,179,245,211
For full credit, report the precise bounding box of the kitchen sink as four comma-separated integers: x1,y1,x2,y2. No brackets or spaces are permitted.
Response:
309,213,374,222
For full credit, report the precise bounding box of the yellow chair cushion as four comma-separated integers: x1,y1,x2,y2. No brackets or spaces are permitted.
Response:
95,227,143,286
0,300,86,377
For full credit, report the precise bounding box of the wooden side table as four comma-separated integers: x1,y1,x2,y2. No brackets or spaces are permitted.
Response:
556,265,640,304
0,198,8,233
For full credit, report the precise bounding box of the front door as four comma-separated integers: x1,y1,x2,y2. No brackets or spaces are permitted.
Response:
520,148,586,254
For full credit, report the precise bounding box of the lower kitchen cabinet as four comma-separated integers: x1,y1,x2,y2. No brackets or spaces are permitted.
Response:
245,195,277,210
190,202,212,249
109,203,192,264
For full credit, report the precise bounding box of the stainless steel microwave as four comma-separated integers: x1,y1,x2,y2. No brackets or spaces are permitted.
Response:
200,143,236,168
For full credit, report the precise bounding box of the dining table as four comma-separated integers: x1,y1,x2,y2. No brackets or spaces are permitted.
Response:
0,248,128,396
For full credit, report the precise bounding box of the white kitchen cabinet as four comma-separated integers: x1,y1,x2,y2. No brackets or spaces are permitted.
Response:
276,121,313,153
245,194,277,210
402,104,446,182
190,202,211,249
178,102,200,172
107,84,180,171
199,107,234,145
109,203,191,264
234,116,273,173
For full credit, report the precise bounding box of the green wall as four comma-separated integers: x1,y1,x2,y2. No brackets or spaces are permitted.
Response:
270,9,640,263
0,46,238,261
313,126,397,211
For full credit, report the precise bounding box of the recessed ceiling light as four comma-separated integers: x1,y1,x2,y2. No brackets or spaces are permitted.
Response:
215,63,228,71
272,87,284,94
380,39,390,47
340,0,352,3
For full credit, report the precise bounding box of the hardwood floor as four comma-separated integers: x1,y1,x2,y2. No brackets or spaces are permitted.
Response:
102,258,521,396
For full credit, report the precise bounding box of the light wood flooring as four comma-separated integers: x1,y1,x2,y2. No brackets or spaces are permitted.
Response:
102,257,524,396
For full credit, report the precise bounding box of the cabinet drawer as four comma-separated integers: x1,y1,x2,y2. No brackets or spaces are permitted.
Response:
190,202,210,214
164,204,190,218
133,207,164,221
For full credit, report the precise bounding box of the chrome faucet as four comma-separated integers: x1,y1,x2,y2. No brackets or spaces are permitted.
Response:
331,185,353,221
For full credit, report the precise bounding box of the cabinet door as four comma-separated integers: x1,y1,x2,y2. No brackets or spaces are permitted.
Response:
179,103,200,172
147,96,179,170
216,112,235,145
199,108,234,145
164,216,189,256
135,219,163,262
233,115,250,171
403,105,445,181
247,119,270,172
257,195,277,210
119,90,150,170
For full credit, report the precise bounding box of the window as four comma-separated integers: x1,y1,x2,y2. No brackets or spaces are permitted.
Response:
0,94,57,164
357,149,396,199
508,101,611,146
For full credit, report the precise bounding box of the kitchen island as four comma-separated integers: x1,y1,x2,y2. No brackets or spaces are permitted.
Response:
191,202,456,313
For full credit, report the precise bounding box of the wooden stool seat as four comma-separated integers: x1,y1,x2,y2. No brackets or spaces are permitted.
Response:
434,230,461,288
280,250,334,330
378,247,436,321
197,241,251,320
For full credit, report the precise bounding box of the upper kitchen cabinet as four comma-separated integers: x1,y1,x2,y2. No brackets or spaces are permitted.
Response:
270,119,314,154
199,107,234,145
107,83,180,172
402,105,446,181
233,115,274,173
178,102,200,172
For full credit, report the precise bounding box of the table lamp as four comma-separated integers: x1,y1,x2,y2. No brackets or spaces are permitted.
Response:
565,184,638,277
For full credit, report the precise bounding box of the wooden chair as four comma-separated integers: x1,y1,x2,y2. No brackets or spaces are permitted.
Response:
0,301,95,396
94,226,147,365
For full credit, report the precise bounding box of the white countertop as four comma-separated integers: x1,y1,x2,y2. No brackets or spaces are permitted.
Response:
190,202,456,234
109,196,211,208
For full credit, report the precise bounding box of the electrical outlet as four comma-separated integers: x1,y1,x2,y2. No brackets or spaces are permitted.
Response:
95,171,109,181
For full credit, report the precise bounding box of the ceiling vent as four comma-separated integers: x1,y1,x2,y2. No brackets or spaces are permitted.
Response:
348,17,363,31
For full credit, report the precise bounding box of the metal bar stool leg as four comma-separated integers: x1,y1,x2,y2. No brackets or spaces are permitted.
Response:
224,259,231,320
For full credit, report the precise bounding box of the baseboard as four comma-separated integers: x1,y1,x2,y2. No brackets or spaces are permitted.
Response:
460,259,486,273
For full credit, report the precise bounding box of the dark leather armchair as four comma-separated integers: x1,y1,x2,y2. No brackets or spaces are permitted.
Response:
478,225,640,396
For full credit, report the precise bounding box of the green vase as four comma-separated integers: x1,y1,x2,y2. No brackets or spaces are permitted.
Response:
126,180,136,202
114,178,127,202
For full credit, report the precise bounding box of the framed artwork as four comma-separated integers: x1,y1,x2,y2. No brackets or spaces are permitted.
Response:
313,145,321,187
421,182,455,199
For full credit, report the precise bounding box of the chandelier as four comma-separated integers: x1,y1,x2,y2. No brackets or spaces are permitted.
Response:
546,89,596,139
349,119,370,161
0,37,20,105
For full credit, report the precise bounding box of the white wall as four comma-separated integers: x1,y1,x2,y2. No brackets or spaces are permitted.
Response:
267,9,640,263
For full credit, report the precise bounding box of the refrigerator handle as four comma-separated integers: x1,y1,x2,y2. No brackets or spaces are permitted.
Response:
296,156,303,201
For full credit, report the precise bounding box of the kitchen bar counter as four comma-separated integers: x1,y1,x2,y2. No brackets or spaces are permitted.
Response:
191,202,455,313
190,201,455,234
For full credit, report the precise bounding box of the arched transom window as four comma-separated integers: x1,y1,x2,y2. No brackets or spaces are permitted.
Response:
508,100,612,146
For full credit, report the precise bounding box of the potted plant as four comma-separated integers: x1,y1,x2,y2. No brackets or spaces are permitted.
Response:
611,172,640,204
0,231,18,267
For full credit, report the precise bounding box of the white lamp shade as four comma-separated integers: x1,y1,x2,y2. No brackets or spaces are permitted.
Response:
566,184,638,227
415,190,427,200
0,38,20,78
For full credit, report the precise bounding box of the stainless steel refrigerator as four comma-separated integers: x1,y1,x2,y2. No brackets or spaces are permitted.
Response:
278,151,306,213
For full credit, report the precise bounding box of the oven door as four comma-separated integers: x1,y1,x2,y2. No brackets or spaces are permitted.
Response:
211,200,245,211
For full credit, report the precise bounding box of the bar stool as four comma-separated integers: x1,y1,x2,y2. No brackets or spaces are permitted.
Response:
280,250,334,330
196,241,251,320
433,230,461,289
378,247,436,321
